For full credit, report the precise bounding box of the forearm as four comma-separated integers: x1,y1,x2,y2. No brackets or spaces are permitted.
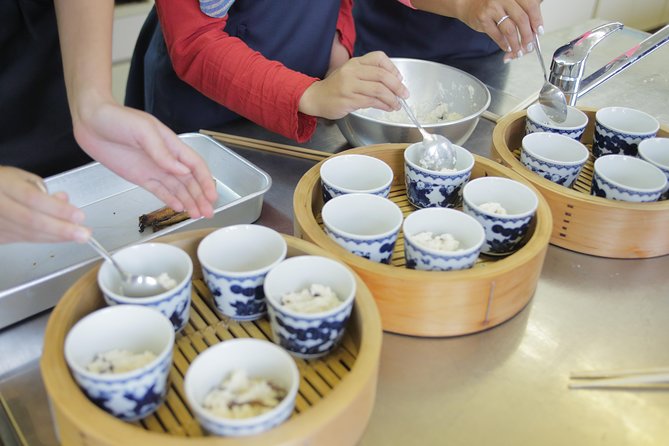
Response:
53,0,115,122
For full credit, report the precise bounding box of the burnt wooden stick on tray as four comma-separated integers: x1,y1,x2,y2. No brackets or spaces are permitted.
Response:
139,206,190,233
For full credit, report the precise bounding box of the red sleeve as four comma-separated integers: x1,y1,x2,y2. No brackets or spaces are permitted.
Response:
155,1,318,142
337,0,355,57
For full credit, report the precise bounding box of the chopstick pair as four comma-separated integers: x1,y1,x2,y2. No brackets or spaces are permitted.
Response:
569,366,669,390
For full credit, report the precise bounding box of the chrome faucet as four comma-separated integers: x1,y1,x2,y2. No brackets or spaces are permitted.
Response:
548,22,669,105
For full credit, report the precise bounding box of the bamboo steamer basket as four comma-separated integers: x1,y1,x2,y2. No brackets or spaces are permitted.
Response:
293,144,552,337
40,229,382,446
492,107,669,259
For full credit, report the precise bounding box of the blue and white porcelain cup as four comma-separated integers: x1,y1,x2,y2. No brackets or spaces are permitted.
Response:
198,225,287,321
320,154,393,203
403,207,484,271
593,106,659,158
462,177,538,256
404,142,475,208
591,154,667,202
638,137,669,199
525,103,588,141
64,305,174,422
521,132,589,188
321,193,403,264
98,243,193,332
264,256,356,359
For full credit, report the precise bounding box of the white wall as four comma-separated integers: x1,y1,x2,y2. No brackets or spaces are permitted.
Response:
542,0,669,32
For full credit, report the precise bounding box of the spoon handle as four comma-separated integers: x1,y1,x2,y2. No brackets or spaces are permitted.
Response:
87,236,127,278
398,97,433,141
534,34,549,81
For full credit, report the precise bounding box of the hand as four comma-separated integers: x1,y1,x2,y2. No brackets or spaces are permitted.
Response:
299,51,409,119
455,0,543,62
0,166,91,244
72,93,218,219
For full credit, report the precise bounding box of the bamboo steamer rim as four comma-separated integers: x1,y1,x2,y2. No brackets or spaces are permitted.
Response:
294,144,553,282
40,229,382,446
493,106,669,213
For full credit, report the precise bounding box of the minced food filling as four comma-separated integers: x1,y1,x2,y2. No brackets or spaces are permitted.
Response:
86,349,157,374
280,284,342,314
203,370,286,419
411,231,462,252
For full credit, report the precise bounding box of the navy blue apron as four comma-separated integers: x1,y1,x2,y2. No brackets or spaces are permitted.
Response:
0,0,91,177
126,1,340,134
353,0,500,62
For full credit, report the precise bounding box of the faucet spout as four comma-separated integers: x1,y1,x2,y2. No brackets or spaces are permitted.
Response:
577,24,669,102
548,22,669,106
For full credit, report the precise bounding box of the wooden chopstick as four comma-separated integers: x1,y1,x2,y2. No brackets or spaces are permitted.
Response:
570,366,669,379
200,130,331,162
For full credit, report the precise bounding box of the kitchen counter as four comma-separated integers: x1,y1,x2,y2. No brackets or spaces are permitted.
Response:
1,20,669,445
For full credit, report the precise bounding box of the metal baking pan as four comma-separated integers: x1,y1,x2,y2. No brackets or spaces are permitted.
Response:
0,133,271,329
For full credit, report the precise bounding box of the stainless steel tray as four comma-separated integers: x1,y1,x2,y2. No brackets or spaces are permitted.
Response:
0,133,271,329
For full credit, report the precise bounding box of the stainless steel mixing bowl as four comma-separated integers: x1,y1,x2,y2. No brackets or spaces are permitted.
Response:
336,58,491,147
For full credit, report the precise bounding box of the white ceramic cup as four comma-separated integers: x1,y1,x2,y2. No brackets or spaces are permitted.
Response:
462,177,538,256
320,154,394,202
638,137,669,197
525,103,589,141
184,339,299,436
402,207,485,271
198,225,287,321
264,255,356,358
97,243,193,332
521,132,589,187
64,305,175,421
404,143,475,208
591,154,667,202
321,193,403,264
593,106,659,158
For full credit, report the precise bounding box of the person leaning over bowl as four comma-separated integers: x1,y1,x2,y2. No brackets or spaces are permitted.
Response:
354,0,544,64
0,0,218,245
124,0,409,142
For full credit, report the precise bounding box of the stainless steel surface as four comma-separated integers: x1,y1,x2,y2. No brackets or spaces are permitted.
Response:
2,20,669,446
0,133,270,329
399,97,457,171
337,58,491,147
535,34,568,122
549,22,669,106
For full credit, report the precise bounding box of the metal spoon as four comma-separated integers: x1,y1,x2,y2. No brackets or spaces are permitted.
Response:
87,236,169,297
534,35,568,123
399,97,457,171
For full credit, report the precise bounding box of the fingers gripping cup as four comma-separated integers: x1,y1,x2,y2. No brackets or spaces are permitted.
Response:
198,225,287,321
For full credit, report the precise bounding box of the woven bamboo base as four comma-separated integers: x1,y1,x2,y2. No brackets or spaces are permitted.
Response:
294,144,552,337
41,230,382,446
492,107,669,258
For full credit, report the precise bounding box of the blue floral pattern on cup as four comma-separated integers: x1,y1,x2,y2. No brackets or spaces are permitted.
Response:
198,397,295,436
463,202,533,255
321,181,391,203
593,122,655,158
202,267,269,321
520,150,584,187
71,352,172,422
267,300,353,359
324,227,397,264
102,281,191,333
404,163,471,208
404,237,480,271
591,171,663,202
526,119,585,141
